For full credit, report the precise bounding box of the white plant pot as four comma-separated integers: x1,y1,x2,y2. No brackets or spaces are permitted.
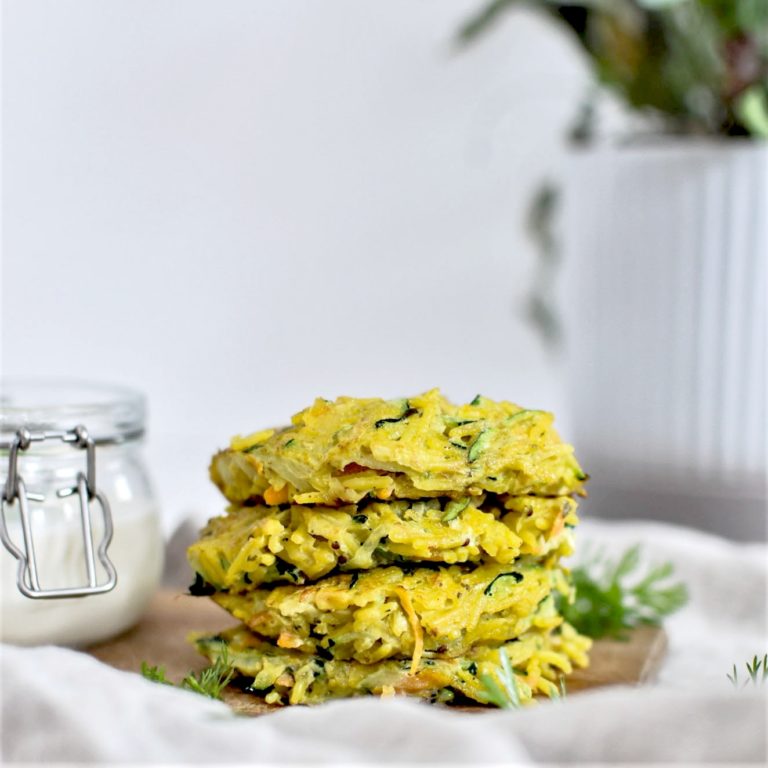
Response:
561,140,767,540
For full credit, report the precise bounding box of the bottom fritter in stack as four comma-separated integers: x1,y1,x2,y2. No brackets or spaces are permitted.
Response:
187,390,592,706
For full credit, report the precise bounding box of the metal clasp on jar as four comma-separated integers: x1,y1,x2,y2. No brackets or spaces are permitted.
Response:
0,425,117,598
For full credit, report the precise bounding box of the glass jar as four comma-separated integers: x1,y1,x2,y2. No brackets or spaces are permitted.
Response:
0,379,163,646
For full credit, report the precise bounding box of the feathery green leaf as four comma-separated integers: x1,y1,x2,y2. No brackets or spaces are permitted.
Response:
729,654,768,688
478,647,522,708
140,649,234,700
557,544,688,639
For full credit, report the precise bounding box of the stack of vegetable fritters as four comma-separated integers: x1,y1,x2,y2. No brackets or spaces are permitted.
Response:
188,389,591,706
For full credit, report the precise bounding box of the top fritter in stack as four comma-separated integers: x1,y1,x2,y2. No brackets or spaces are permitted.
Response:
188,389,592,706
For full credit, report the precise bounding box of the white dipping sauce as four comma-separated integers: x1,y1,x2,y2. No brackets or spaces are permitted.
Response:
1,499,163,646
0,380,164,647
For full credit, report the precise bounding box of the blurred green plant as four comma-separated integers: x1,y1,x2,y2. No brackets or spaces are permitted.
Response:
727,654,768,688
457,0,768,138
524,182,562,348
557,544,689,639
477,647,523,708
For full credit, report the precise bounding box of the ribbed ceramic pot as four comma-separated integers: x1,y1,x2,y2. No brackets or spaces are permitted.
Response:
561,140,767,540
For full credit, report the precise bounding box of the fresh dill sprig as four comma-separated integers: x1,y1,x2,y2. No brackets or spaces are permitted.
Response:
557,544,688,640
140,661,173,685
478,648,567,708
140,650,234,700
478,647,521,709
180,651,235,699
727,654,768,688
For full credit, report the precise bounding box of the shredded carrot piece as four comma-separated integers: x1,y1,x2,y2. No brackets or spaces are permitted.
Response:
276,631,304,649
264,485,290,505
549,511,565,540
395,586,423,675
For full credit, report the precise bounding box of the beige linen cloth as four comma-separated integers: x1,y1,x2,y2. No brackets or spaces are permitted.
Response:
2,520,766,764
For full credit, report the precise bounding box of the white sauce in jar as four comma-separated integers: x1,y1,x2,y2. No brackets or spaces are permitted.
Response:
1,500,163,646
0,380,164,646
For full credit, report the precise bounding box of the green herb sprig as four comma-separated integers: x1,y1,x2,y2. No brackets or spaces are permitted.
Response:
478,647,522,709
727,654,768,689
477,647,567,708
558,544,688,639
140,662,173,685
140,651,234,700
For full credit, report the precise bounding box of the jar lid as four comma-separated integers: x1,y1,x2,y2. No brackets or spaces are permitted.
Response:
0,379,145,447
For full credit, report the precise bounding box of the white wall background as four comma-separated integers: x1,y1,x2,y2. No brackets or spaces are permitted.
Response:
1,0,589,530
